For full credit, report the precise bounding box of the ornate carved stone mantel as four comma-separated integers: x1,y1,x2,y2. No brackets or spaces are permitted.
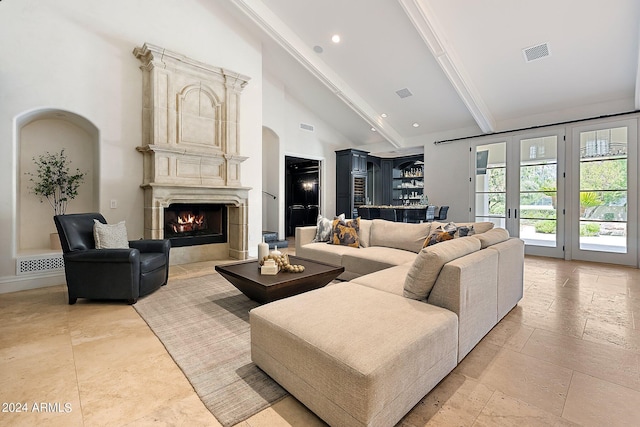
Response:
133,43,252,259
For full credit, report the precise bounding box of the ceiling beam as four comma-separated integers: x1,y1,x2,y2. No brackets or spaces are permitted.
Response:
399,0,496,133
229,0,405,148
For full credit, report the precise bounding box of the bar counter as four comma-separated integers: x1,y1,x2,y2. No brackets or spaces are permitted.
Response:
357,205,436,223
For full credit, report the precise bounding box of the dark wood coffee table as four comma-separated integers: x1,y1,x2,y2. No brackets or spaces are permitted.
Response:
215,255,344,303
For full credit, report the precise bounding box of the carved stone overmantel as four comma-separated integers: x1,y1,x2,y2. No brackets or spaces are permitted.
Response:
133,43,252,259
133,43,251,185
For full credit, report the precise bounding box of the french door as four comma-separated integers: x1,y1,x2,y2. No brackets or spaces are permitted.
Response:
569,119,637,265
472,129,565,258
472,119,638,266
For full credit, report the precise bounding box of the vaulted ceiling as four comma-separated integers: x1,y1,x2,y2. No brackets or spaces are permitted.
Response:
228,0,640,155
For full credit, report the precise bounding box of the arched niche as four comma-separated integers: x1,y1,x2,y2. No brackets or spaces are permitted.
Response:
17,109,99,252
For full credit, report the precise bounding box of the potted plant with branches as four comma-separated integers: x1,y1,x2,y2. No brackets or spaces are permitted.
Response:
27,149,87,248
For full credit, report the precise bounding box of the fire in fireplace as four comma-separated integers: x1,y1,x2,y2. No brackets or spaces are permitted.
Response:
164,203,227,247
170,212,206,233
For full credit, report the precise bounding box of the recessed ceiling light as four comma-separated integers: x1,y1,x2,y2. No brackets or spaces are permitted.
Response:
381,113,388,118
313,45,324,54
412,122,420,128
371,127,376,132
331,34,341,43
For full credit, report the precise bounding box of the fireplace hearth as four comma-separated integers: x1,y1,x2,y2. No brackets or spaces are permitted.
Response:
164,203,227,247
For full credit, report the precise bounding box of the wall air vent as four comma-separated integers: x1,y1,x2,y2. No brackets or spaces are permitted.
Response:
300,123,314,132
523,42,550,62
395,88,413,99
16,254,64,275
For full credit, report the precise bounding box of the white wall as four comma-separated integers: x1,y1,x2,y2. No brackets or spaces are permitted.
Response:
263,72,356,237
0,0,263,292
403,125,481,223
422,141,473,223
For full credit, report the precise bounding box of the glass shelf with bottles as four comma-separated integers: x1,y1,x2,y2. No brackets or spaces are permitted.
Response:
392,162,424,205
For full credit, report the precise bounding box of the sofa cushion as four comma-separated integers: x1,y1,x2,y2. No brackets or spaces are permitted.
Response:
358,219,372,248
342,247,417,278
350,264,412,296
475,227,510,248
485,237,524,320
250,283,458,427
330,217,360,247
369,219,432,253
427,248,499,361
295,242,354,267
404,236,481,300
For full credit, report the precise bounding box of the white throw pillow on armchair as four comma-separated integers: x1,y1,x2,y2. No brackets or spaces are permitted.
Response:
93,220,129,249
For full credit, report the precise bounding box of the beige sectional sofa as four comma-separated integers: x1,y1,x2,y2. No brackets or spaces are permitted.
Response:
250,218,524,427
295,219,494,280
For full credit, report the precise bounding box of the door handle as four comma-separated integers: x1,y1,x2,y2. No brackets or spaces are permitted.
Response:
507,208,511,218
515,209,518,219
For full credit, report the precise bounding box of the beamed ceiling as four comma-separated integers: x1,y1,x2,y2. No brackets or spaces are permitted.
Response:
227,0,640,156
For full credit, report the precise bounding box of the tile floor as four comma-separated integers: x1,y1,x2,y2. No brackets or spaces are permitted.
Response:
1,252,639,426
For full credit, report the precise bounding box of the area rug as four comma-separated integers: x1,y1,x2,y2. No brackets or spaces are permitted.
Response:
133,271,288,427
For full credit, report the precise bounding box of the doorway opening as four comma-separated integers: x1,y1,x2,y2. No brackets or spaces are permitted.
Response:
285,156,320,236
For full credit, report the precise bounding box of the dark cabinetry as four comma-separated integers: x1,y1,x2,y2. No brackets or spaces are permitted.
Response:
351,150,367,173
372,155,425,206
380,159,394,205
392,159,425,205
337,150,425,216
336,149,368,218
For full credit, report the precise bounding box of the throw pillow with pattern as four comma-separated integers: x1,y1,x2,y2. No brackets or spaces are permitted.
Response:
439,221,477,238
442,222,458,232
329,217,360,248
422,226,455,247
313,213,345,242
456,225,475,237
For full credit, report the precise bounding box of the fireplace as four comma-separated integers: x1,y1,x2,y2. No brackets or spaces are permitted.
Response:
164,203,227,247
134,43,251,261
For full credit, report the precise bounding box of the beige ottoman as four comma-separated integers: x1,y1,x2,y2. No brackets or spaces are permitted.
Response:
250,282,458,427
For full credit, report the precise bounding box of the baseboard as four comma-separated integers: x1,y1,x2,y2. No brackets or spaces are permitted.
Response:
0,272,65,294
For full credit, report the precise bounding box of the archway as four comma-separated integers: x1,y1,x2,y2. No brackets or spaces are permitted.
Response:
262,127,280,235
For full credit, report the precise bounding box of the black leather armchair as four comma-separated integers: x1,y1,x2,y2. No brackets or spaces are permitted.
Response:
54,213,170,305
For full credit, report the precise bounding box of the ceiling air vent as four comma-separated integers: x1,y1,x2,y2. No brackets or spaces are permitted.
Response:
300,123,314,132
395,88,413,99
523,42,550,62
